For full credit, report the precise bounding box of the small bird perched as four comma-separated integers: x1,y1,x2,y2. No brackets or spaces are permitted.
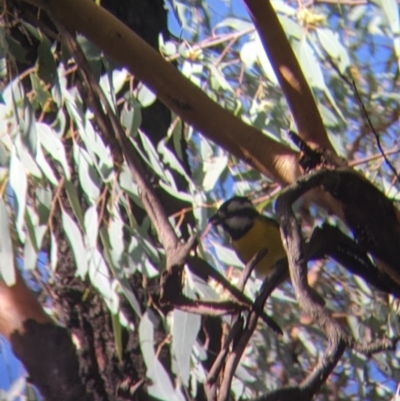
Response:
208,196,286,278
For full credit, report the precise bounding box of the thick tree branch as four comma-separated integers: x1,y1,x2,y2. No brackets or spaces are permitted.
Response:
243,0,333,151
21,0,301,184
0,270,51,339
268,169,400,400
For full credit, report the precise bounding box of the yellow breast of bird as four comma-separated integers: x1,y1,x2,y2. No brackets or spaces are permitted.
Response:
231,217,286,277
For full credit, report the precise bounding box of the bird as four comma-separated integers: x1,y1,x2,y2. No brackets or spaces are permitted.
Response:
208,196,286,278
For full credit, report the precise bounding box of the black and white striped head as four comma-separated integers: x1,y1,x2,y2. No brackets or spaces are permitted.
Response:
209,196,258,240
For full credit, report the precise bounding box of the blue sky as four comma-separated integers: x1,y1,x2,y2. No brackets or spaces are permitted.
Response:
1,0,399,397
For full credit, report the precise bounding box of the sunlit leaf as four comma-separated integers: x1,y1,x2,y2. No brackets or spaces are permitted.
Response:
88,248,118,313
137,84,157,108
84,205,98,250
0,198,15,285
139,310,183,401
202,155,228,192
37,123,70,180
212,242,243,267
172,309,201,386
73,142,101,204
64,180,85,228
9,146,27,242
61,208,87,277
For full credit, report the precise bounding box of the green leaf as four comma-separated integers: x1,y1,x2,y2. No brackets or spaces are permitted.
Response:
172,309,201,386
214,17,254,32
61,208,88,277
37,38,57,85
16,142,41,179
139,310,181,401
378,0,400,34
30,74,52,110
5,33,28,63
88,248,117,313
159,179,193,202
212,242,243,267
208,64,234,93
100,228,142,317
99,69,128,109
111,312,123,362
77,119,113,182
107,211,124,267
119,164,140,200
0,199,15,285
84,206,98,250
296,38,345,121
138,131,167,179
73,143,101,204
158,139,195,186
137,84,157,108
37,123,70,180
64,180,85,228
76,34,101,60
296,39,325,90
35,145,58,185
202,156,228,192
25,206,47,254
50,230,58,271
316,28,350,73
278,15,302,40
24,234,37,271
9,146,27,242
318,103,339,128
35,187,52,225
121,104,142,138
18,98,38,156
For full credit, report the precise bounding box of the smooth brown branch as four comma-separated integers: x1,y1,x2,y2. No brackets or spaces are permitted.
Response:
272,168,400,400
187,256,282,330
234,249,283,334
205,317,244,401
22,0,301,185
217,267,285,401
237,248,269,291
243,0,332,151
274,183,349,399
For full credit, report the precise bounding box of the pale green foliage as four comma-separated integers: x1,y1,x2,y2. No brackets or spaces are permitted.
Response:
1,0,400,399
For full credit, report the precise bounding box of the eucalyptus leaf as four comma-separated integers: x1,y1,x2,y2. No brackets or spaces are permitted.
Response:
9,146,27,242
139,310,183,401
137,84,157,108
61,208,88,277
35,145,58,185
212,242,243,267
50,230,58,271
0,199,15,285
202,156,228,192
37,123,70,180
73,142,101,204
88,248,118,314
37,38,57,85
84,205,98,250
64,180,85,228
172,309,201,386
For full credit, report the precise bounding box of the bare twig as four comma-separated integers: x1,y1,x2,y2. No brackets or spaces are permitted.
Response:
351,80,400,183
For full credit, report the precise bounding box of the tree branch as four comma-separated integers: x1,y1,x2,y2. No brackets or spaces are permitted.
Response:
21,0,301,184
243,0,333,151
